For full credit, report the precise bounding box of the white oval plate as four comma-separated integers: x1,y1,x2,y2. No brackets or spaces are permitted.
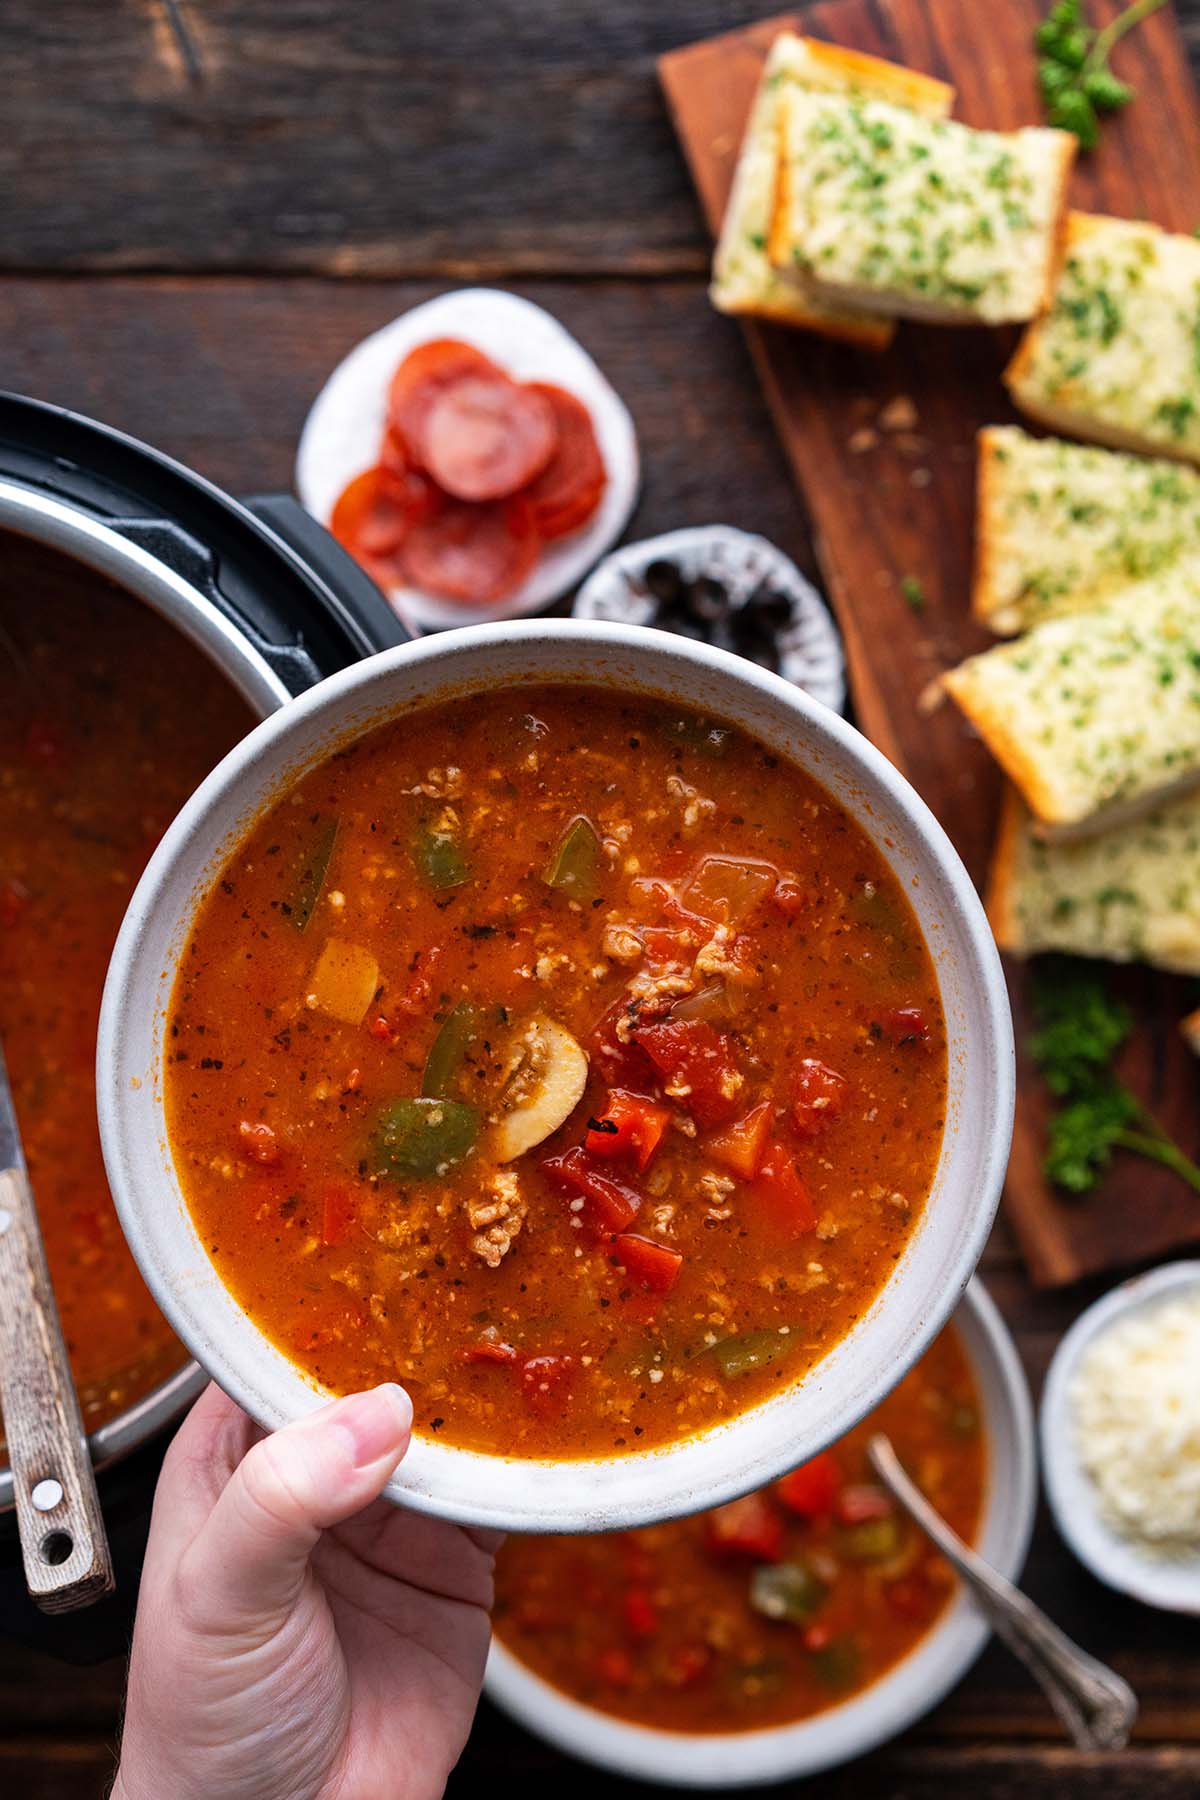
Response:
1040,1259,1200,1613
295,289,639,633
485,1278,1036,1786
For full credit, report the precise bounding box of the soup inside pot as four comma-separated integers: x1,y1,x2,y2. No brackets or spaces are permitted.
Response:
166,683,947,1459
0,534,256,1444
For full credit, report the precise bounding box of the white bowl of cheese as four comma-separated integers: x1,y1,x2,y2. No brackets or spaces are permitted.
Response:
1041,1260,1200,1613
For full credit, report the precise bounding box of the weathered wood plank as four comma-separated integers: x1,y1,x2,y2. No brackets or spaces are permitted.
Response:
661,0,1200,1284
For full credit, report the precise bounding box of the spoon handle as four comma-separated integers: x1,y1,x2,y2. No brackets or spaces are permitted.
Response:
868,1433,1136,1751
0,1159,115,1611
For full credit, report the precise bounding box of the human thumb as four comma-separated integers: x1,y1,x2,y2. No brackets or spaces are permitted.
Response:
178,1383,413,1632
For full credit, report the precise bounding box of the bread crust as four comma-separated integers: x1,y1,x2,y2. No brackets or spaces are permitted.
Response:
971,427,1008,630
984,783,1025,951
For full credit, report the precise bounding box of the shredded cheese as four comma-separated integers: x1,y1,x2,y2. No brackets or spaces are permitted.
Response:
1070,1291,1200,1557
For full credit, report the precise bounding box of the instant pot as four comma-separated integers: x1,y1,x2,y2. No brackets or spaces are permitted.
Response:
0,392,406,1649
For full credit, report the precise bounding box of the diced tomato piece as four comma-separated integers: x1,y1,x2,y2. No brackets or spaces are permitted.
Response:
613,1233,683,1293
460,1339,522,1367
588,1000,658,1092
770,876,808,920
541,1147,641,1231
883,1006,930,1046
835,1484,894,1526
320,1183,355,1247
777,1451,841,1519
635,1018,743,1128
705,1493,784,1562
639,924,697,967
0,878,29,929
236,1120,280,1167
369,1015,394,1042
706,1100,772,1179
596,1647,634,1688
790,1059,848,1138
585,1090,671,1171
622,1587,658,1640
802,1622,834,1652
520,1353,574,1419
750,1142,815,1236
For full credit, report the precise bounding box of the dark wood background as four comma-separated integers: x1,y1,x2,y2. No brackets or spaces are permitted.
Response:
1,3,1197,1795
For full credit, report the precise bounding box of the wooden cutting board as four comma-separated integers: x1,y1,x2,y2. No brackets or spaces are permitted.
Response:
660,0,1200,1286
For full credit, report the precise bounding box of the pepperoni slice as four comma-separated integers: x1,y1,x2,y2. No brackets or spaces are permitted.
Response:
378,429,443,527
387,339,501,461
419,375,557,502
521,383,606,540
401,496,540,604
330,466,410,561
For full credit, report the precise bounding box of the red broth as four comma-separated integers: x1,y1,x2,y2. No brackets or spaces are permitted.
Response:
0,545,254,1429
165,685,947,1458
493,1324,985,1731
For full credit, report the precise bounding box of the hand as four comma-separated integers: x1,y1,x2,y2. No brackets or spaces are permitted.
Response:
113,1381,497,1800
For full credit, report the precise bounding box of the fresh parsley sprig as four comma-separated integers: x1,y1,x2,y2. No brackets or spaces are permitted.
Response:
1029,959,1200,1196
1035,0,1169,150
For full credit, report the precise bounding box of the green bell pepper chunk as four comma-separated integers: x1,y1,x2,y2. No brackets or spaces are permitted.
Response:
711,1328,789,1380
421,1001,480,1099
542,815,600,899
811,1634,862,1690
289,817,338,931
412,824,469,890
370,1097,479,1179
749,1562,827,1625
842,1517,904,1563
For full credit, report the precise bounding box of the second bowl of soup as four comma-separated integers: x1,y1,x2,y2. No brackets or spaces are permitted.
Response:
98,622,1013,1529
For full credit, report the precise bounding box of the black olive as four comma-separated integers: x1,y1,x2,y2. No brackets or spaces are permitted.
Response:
688,575,731,621
643,559,685,605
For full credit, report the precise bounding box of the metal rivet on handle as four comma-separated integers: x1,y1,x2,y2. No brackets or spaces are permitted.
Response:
31,1479,64,1512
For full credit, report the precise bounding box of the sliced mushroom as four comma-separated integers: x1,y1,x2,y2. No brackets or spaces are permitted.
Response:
491,1015,588,1162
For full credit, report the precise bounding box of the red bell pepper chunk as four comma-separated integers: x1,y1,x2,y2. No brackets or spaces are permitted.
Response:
883,1006,930,1046
622,1587,658,1639
790,1059,847,1138
320,1182,355,1247
613,1232,683,1293
585,1089,671,1171
635,1018,743,1127
540,1147,641,1231
520,1353,575,1419
776,1451,841,1519
751,1142,815,1236
835,1483,894,1526
706,1100,772,1179
705,1493,784,1562
460,1339,521,1367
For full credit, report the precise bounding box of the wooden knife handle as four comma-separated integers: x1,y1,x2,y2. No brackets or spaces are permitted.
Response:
0,1163,114,1612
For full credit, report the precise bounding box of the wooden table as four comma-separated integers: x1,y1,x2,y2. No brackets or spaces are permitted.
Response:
2,4,1197,1794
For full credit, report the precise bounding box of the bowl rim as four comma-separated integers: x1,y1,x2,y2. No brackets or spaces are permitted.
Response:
1039,1258,1200,1614
97,619,1014,1532
482,1277,1036,1786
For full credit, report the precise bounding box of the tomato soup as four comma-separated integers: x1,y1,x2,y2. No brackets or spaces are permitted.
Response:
166,685,947,1457
493,1325,985,1731
0,542,255,1431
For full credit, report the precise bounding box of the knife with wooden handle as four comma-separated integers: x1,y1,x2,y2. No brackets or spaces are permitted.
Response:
0,1037,114,1611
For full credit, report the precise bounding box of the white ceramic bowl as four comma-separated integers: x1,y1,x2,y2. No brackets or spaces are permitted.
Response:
97,621,1013,1533
484,1278,1036,1785
1040,1260,1200,1614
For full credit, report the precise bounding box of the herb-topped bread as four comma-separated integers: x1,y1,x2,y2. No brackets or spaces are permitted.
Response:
943,561,1200,837
988,784,1200,975
768,96,1074,325
974,426,1200,636
1006,214,1200,465
710,34,954,347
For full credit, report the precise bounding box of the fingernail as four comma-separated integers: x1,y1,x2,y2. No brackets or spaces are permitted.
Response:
336,1383,413,1468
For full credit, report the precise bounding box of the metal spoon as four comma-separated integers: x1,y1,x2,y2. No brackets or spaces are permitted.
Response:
868,1432,1137,1750
0,1036,114,1611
